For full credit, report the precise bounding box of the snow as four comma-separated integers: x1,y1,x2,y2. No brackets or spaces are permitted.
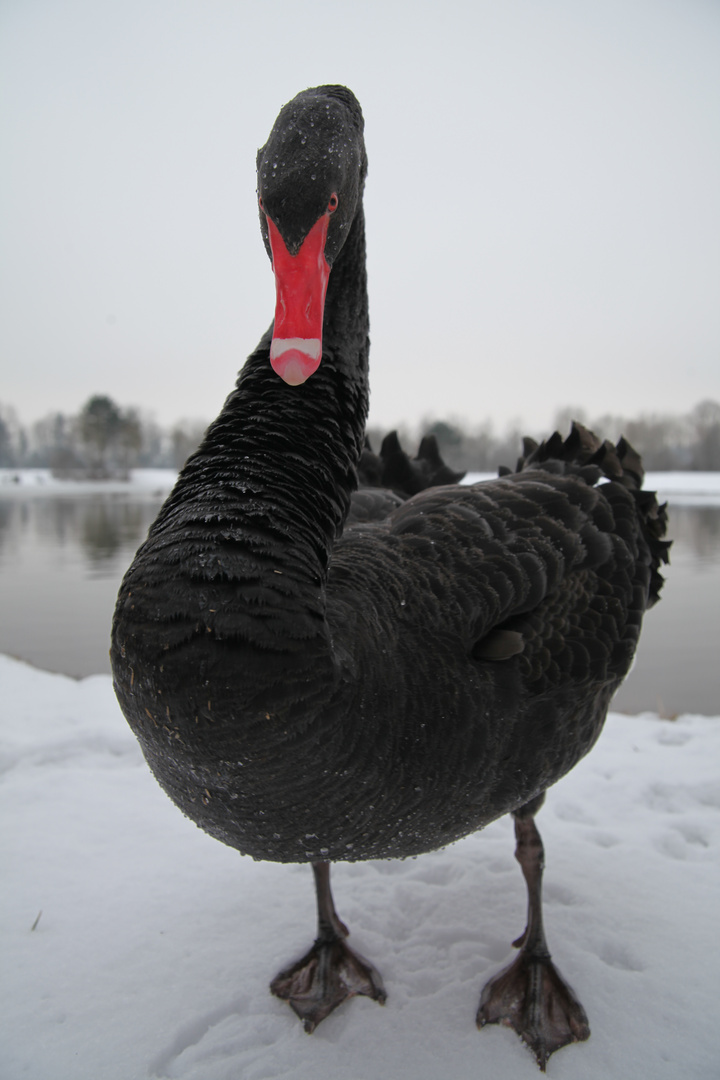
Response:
2,654,718,1078
463,471,720,505
3,467,720,504
642,472,720,504
0,468,177,496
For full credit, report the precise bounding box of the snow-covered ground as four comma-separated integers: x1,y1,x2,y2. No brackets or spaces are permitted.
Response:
2,654,718,1079
0,468,177,496
642,471,720,499
463,470,720,504
3,467,720,503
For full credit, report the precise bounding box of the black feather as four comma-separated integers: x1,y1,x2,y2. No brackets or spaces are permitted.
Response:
111,83,669,878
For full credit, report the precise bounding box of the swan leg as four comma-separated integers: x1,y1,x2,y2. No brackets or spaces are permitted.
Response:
270,861,386,1032
477,796,590,1071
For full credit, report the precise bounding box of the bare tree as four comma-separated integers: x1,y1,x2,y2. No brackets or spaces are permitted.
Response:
77,396,123,477
691,400,720,470
3,396,719,474
170,419,209,470
0,416,14,466
115,408,143,474
0,403,22,466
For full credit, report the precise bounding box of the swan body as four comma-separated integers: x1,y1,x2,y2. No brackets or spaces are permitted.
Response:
111,85,669,1067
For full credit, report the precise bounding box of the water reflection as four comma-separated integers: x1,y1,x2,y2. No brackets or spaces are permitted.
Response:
0,494,160,571
80,501,152,567
0,492,718,715
668,505,720,563
0,493,165,678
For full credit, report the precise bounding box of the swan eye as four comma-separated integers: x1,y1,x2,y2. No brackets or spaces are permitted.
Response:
258,195,265,212
327,193,338,213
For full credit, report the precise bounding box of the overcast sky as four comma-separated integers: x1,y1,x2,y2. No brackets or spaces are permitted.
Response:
1,0,719,438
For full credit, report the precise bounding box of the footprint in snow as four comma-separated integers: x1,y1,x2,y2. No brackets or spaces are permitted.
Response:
150,996,253,1078
408,861,463,886
553,801,598,826
597,940,644,972
654,822,711,861
656,726,693,747
589,830,622,848
543,880,582,907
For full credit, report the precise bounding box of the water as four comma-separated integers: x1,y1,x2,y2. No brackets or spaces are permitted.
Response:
0,488,166,679
0,481,718,716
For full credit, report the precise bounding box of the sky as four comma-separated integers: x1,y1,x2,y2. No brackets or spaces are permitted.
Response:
1,0,719,437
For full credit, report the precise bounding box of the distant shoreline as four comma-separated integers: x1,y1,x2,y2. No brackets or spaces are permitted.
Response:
2,467,720,504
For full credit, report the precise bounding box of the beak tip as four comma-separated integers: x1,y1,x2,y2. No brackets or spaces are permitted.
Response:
271,348,321,385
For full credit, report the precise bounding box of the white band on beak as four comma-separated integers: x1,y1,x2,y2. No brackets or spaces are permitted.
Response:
270,338,322,361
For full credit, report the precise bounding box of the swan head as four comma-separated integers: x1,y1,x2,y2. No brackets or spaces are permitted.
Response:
256,86,366,385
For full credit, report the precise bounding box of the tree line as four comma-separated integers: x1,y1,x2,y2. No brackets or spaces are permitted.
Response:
370,398,720,473
0,396,207,476
1,395,719,475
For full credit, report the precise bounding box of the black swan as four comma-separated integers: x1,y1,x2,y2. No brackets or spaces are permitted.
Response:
359,431,466,495
111,85,669,1070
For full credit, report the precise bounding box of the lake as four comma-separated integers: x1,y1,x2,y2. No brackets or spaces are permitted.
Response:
1,469,718,716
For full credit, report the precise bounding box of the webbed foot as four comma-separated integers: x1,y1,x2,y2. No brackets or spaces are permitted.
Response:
270,861,386,1032
477,948,589,1070
271,935,386,1032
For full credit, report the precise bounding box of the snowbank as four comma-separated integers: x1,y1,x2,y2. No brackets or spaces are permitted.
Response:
644,471,720,503
2,655,718,1078
463,470,720,505
0,468,177,495
3,468,720,504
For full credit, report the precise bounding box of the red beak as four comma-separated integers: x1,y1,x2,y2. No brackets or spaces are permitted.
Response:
266,213,331,385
